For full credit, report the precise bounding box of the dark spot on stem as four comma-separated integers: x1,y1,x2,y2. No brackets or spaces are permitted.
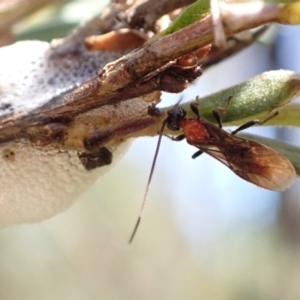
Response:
79,148,113,170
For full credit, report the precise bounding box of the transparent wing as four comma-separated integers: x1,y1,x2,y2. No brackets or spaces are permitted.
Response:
193,130,296,191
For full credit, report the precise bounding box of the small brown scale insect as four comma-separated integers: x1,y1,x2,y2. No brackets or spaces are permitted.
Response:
129,103,296,243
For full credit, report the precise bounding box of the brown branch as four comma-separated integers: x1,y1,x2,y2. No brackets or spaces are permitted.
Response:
0,1,287,152
46,1,283,127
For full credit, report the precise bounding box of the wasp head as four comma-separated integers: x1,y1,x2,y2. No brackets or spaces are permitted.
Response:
165,106,186,131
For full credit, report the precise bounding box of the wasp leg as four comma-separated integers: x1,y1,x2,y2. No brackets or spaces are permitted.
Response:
231,111,278,135
190,102,200,117
231,120,259,135
259,111,279,125
172,134,185,141
217,96,233,113
212,96,234,128
164,134,185,141
212,110,222,128
192,150,203,159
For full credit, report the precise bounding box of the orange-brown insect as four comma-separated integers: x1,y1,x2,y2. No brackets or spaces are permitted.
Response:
129,103,296,243
166,103,296,191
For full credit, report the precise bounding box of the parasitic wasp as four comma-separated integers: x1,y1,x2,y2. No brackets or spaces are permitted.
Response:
129,101,296,243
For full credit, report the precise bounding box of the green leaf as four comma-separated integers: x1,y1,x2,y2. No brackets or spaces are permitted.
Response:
177,70,300,126
264,104,300,127
147,0,210,43
164,0,210,35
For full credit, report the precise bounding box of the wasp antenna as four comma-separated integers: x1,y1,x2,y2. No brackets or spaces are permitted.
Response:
128,120,168,244
128,216,141,244
173,94,185,108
